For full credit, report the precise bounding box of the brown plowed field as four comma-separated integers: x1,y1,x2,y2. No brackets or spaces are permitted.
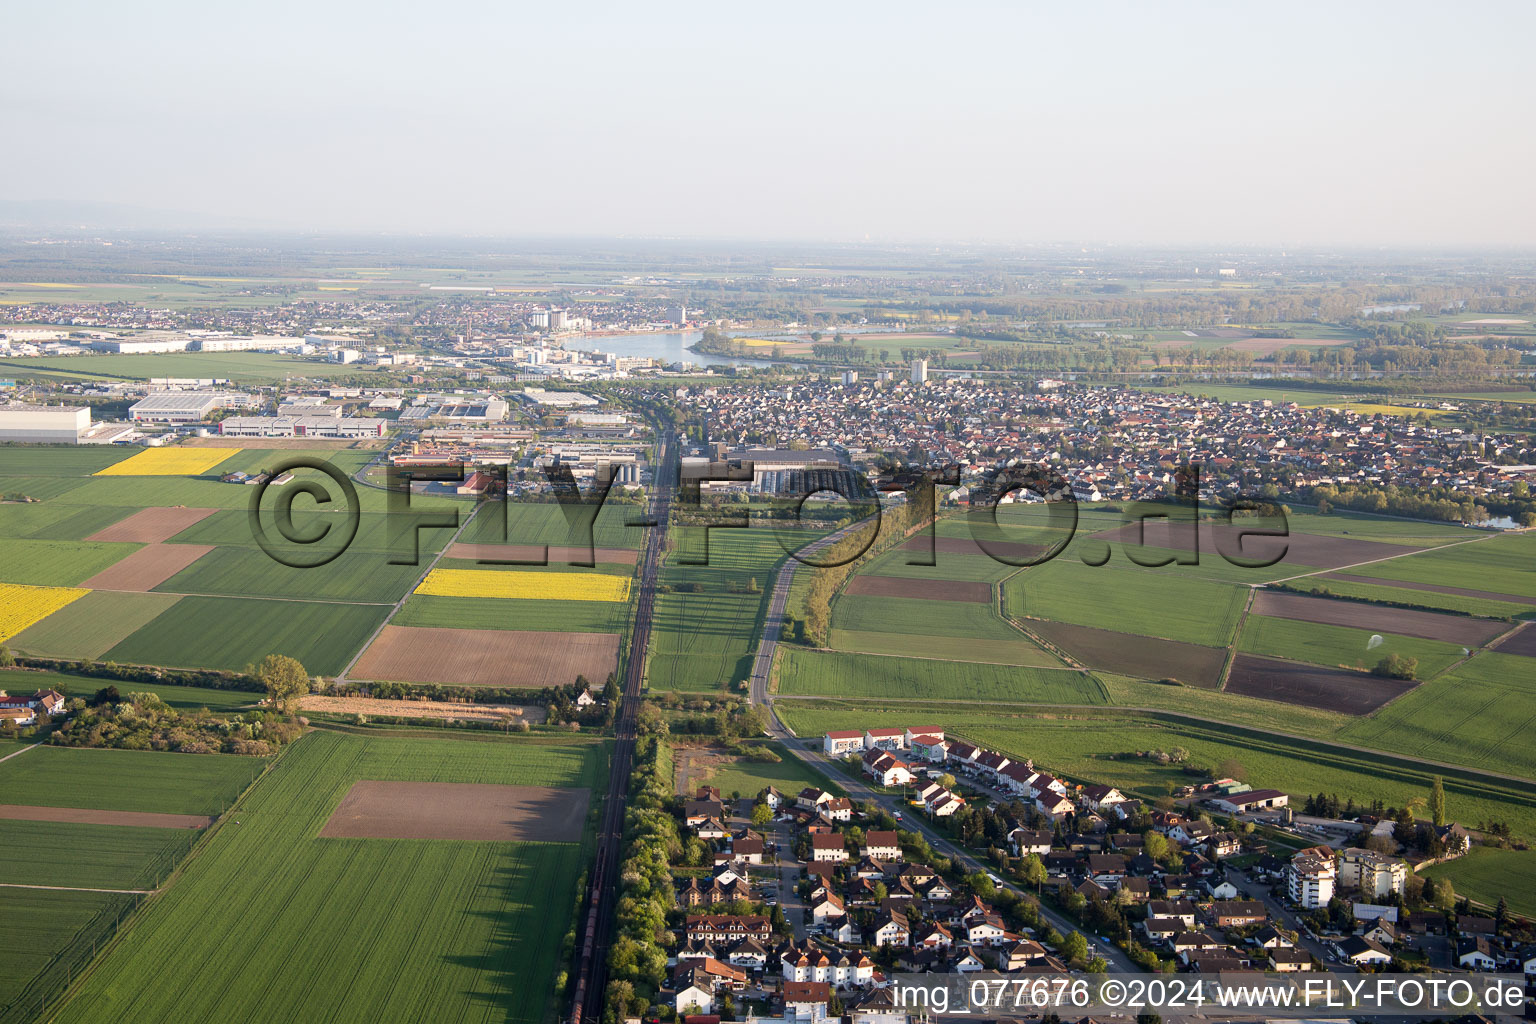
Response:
0,804,211,829
79,544,214,592
447,542,637,566
1093,520,1422,571
350,625,619,687
1225,653,1412,714
1251,591,1507,646
87,507,219,543
319,780,587,841
1028,619,1229,689
844,575,989,603
1325,573,1536,607
1491,622,1536,658
902,535,1051,563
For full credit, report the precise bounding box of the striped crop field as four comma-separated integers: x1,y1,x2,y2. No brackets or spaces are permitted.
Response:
93,448,240,477
415,568,631,602
0,583,90,641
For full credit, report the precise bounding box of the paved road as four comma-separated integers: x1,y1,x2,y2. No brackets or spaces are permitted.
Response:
568,431,675,1024
767,816,808,940
746,542,1139,973
1229,871,1352,973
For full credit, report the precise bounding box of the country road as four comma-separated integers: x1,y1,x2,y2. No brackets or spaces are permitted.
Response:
746,526,1141,974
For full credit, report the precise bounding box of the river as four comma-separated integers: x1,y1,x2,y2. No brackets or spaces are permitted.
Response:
560,330,774,368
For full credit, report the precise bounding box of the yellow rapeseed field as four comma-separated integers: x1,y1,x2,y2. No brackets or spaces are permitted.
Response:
415,569,631,603
0,584,90,642
95,447,241,477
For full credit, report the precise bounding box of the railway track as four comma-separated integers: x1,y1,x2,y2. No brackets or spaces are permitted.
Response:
568,431,674,1024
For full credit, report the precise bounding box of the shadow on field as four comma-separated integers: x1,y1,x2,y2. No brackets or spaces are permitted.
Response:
444,853,567,1024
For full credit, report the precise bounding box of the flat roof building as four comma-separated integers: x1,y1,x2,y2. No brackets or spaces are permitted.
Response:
0,403,91,443
129,391,251,423
218,416,385,439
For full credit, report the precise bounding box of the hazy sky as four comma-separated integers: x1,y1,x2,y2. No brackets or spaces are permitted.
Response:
8,1,1534,245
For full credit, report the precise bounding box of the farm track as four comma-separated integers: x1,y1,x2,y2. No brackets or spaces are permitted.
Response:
568,431,674,1024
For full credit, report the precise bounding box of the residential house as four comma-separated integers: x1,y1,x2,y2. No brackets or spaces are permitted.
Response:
810,833,848,863
1267,947,1313,972
1007,828,1052,857
685,915,771,944
863,727,905,751
1338,935,1392,967
1337,848,1406,898
1286,847,1336,910
863,830,901,862
1081,784,1126,813
824,730,865,756
1209,900,1267,928
673,972,715,1016
862,750,915,787
783,980,831,1022
817,797,853,823
871,913,911,948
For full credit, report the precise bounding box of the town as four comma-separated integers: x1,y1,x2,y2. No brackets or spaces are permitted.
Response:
608,722,1536,1024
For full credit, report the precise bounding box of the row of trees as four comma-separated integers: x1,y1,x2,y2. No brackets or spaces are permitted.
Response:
788,496,926,646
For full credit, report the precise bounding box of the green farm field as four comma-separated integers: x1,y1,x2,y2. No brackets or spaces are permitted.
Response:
102,596,389,676
680,741,844,799
0,746,262,816
0,888,132,1023
459,497,647,551
831,593,1021,640
0,539,135,587
0,819,195,889
1345,532,1536,599
1422,846,1536,918
9,591,182,660
1338,651,1536,779
51,730,605,1024
776,648,1105,704
1235,615,1468,678
649,526,800,691
0,351,341,383
1004,559,1248,647
828,628,1061,666
150,544,426,603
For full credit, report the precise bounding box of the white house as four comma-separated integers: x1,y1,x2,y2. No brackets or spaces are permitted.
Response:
784,981,831,1022
871,914,910,947
810,833,849,863
862,750,915,787
1457,937,1497,971
824,730,864,756
863,831,901,862
673,978,714,1015
864,727,906,751
1287,847,1337,910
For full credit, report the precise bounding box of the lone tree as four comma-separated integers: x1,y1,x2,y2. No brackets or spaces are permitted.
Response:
1429,776,1446,827
259,654,309,715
